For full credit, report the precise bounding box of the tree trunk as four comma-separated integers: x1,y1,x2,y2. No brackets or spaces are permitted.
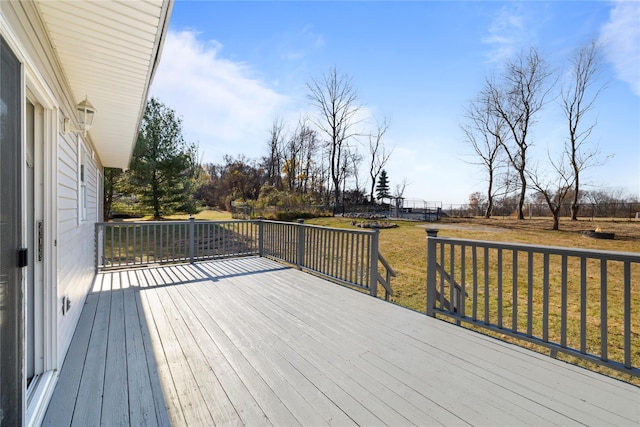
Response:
485,168,494,218
517,172,526,220
552,210,560,230
570,174,580,220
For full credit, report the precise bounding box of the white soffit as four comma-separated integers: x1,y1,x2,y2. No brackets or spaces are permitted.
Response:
35,0,172,169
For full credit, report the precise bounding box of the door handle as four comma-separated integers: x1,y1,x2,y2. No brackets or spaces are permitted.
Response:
18,248,28,268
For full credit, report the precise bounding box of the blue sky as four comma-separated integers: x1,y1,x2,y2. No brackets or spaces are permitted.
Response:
150,1,639,204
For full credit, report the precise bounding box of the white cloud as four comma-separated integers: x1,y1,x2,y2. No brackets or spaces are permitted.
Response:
482,6,527,64
150,30,289,162
599,1,640,96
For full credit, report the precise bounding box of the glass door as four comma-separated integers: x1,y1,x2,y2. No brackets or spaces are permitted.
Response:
0,35,24,425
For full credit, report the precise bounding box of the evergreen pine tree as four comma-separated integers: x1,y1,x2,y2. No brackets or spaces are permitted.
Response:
375,169,391,201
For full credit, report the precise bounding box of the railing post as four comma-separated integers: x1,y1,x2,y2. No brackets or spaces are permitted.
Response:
426,228,439,316
369,229,379,298
296,219,305,270
258,217,264,256
189,217,195,264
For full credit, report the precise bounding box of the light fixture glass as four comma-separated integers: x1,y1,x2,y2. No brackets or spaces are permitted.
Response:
64,96,96,135
76,96,96,133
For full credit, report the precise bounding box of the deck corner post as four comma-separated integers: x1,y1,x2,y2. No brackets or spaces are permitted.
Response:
189,217,195,264
296,219,305,270
426,228,439,316
370,228,379,298
258,217,264,256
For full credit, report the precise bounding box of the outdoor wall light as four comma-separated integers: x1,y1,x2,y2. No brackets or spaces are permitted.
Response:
63,96,96,136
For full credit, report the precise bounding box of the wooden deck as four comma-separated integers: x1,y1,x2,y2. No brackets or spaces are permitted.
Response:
43,257,639,426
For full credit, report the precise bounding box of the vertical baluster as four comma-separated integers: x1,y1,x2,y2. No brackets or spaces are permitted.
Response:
561,255,568,348
349,232,355,284
472,245,478,321
439,243,445,309
124,224,131,265
600,259,608,361
363,233,369,287
308,227,314,270
624,261,631,369
335,229,340,278
280,223,285,260
326,229,331,276
232,222,236,256
340,230,346,280
331,230,340,277
512,250,518,333
215,222,220,258
484,247,489,325
290,224,294,262
132,224,136,265
497,248,503,329
161,224,165,263
138,224,141,265
231,221,236,256
357,233,363,286
527,251,533,338
449,244,455,315
460,245,466,318
313,228,319,272
110,225,114,267
151,223,155,263
119,226,124,266
542,253,549,342
580,257,587,354
150,224,154,264
322,229,328,275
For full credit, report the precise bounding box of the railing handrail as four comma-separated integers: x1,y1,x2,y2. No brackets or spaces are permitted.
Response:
377,253,395,300
261,219,378,236
428,235,640,262
378,253,396,277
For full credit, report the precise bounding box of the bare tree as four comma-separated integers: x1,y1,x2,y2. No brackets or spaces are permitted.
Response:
487,47,553,219
367,118,393,204
528,153,575,230
393,178,409,199
299,119,319,194
462,93,508,218
561,40,607,220
307,67,362,206
264,119,285,189
393,178,409,213
348,146,364,198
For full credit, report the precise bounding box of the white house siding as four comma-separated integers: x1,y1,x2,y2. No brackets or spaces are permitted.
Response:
0,1,103,370
56,132,100,363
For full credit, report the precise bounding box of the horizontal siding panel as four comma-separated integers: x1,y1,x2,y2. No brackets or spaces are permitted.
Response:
57,185,77,201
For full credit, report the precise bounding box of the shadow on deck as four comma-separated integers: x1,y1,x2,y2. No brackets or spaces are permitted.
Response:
43,257,639,426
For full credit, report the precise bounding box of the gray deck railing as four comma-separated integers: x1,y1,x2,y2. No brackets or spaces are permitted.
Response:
95,219,394,298
426,229,640,377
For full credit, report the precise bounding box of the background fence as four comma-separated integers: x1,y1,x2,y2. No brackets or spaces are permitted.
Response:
442,202,640,219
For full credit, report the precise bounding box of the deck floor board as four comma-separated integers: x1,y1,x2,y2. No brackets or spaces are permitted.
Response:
44,257,640,426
